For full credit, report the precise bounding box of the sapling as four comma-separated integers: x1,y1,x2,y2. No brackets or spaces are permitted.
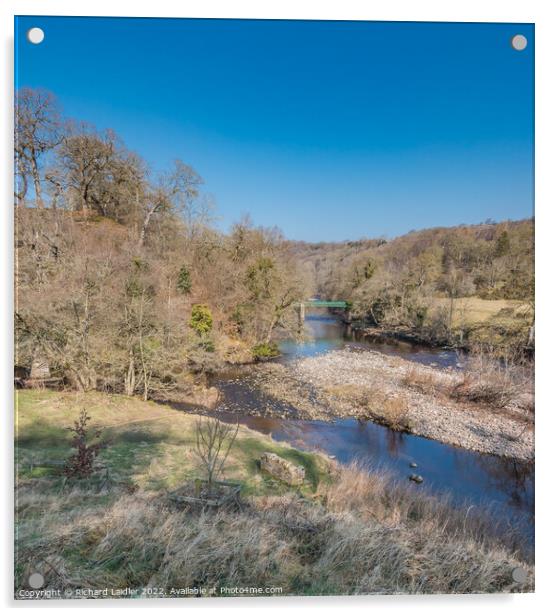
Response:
63,409,104,478
194,417,239,492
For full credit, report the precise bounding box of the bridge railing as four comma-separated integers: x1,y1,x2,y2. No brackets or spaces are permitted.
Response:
303,300,348,308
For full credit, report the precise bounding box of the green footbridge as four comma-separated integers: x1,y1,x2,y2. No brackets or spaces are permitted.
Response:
303,300,349,308
297,299,350,324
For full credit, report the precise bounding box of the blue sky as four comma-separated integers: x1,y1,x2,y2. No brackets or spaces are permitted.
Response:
15,17,534,241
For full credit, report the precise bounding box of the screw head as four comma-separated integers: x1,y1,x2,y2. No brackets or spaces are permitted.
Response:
512,567,528,583
511,34,527,51
28,572,44,589
27,27,45,45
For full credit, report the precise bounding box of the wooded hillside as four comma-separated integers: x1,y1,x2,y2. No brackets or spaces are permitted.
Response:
15,88,310,397
15,88,534,399
291,219,534,354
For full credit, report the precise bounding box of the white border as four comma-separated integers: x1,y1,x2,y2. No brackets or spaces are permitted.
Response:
1,1,555,614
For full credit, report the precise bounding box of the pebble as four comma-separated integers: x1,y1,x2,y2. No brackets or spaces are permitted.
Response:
252,348,534,463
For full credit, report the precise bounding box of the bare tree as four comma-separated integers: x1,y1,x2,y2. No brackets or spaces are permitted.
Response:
15,88,63,208
138,159,203,247
14,89,313,398
54,124,146,222
136,289,153,401
194,416,238,490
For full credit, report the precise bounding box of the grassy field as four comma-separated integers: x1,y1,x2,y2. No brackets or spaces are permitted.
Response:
15,390,534,597
16,389,328,494
429,297,532,328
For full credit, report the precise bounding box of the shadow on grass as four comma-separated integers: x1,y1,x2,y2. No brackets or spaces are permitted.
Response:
17,422,172,488
17,418,67,449
16,410,329,497
106,428,168,445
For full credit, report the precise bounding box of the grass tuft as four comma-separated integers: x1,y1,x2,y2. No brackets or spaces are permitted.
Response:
15,390,533,597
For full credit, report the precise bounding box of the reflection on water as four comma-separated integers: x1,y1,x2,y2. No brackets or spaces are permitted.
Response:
216,398,534,543
280,314,462,368
213,312,534,547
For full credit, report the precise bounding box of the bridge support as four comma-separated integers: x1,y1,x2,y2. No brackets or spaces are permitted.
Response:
297,299,348,332
297,302,305,331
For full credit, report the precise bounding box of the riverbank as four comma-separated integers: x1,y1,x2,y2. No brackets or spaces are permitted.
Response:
349,295,534,357
251,348,534,462
354,324,443,347
15,390,533,595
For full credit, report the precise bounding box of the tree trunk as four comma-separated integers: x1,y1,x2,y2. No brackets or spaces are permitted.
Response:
138,207,156,247
15,170,28,207
265,313,280,344
30,152,43,209
138,291,151,401
528,323,535,346
124,351,136,396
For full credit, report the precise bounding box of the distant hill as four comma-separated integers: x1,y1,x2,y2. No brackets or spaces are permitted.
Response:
286,219,534,354
288,219,533,302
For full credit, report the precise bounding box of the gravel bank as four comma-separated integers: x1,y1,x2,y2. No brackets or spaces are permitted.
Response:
252,349,534,462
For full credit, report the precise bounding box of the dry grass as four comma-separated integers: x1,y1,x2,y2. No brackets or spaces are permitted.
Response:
325,384,412,432
429,297,530,327
401,366,439,396
400,355,534,415
15,390,533,597
15,464,533,597
377,395,412,431
450,354,534,411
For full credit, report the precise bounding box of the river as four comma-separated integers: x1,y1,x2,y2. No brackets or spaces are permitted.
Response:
211,312,534,549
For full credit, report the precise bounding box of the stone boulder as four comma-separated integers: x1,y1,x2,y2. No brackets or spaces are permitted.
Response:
30,355,50,380
260,452,305,486
409,473,424,484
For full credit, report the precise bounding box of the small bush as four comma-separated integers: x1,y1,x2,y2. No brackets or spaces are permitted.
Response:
63,409,104,479
451,375,514,407
376,395,412,431
176,266,192,295
190,304,213,335
402,366,437,395
201,338,215,353
450,352,533,408
186,340,223,374
325,385,412,431
194,417,239,490
252,342,280,360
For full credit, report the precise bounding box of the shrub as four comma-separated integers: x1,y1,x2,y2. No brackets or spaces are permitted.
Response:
252,342,280,360
450,352,533,408
451,374,514,407
377,395,412,431
325,385,412,431
413,305,428,328
201,338,215,353
176,266,192,295
189,304,213,335
63,409,104,479
186,339,223,374
467,322,532,359
194,417,239,491
402,366,438,395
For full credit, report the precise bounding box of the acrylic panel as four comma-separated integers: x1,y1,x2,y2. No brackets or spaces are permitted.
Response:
14,16,534,599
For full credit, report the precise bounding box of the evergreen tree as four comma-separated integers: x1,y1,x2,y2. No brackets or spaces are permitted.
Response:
177,265,192,295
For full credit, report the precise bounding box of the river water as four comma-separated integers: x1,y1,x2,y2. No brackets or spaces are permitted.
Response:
212,312,534,548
